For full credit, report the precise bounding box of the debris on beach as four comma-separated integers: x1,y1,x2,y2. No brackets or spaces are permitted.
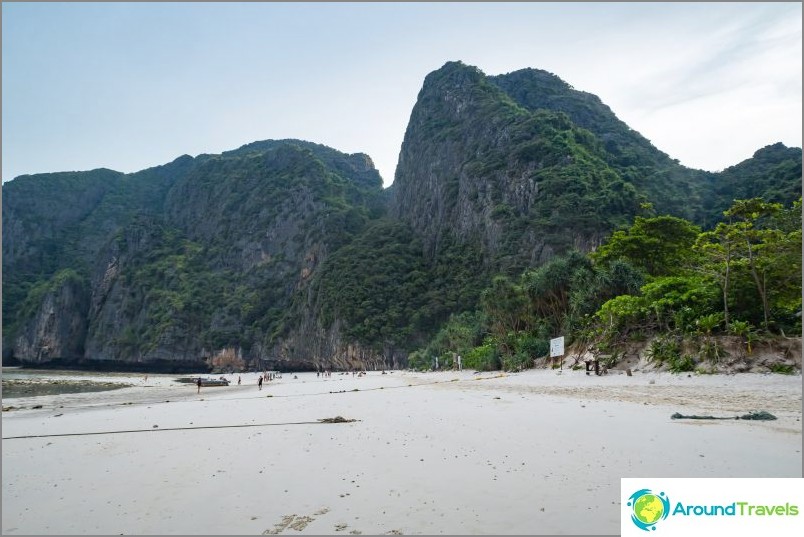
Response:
738,411,778,420
318,416,358,423
671,411,777,421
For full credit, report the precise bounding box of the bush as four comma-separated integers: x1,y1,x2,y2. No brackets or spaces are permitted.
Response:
645,336,681,365
502,352,531,372
464,339,500,371
407,350,430,371
698,339,726,364
668,354,696,373
768,363,796,375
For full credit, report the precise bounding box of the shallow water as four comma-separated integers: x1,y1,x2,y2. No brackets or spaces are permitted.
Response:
1,368,132,398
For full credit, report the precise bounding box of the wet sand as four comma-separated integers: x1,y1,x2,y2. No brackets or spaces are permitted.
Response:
2,369,801,534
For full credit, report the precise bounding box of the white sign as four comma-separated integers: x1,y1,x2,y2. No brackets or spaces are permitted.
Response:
549,336,564,357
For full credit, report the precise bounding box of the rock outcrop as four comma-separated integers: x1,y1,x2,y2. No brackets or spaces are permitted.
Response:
12,271,89,364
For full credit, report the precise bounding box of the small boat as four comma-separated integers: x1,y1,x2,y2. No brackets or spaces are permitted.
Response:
200,377,230,387
175,376,231,387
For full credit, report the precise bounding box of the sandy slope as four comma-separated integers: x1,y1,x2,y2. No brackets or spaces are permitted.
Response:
2,369,801,535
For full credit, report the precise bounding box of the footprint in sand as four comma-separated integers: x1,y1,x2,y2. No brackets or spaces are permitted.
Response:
263,514,296,535
264,512,325,535
289,516,314,531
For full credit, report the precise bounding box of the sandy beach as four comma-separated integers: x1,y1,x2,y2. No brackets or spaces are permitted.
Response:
2,368,801,535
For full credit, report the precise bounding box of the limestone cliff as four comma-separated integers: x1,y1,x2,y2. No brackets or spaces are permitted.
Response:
391,61,640,271
11,271,89,364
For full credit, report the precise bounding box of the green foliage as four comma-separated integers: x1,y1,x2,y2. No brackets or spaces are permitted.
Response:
406,350,431,371
592,215,701,277
702,197,803,332
640,276,720,332
768,363,796,375
703,143,802,228
463,338,501,371
417,311,487,363
670,355,697,373
315,220,432,351
728,320,761,355
597,294,647,327
645,336,695,372
694,313,722,335
645,335,681,365
697,339,726,364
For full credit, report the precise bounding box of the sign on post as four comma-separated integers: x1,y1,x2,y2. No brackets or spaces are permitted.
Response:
550,336,565,369
550,336,564,357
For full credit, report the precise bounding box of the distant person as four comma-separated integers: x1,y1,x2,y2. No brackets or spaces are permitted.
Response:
238,376,242,385
258,376,263,390
196,377,202,394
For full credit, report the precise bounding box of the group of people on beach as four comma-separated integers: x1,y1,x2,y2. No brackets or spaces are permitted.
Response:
257,371,278,390
316,369,368,378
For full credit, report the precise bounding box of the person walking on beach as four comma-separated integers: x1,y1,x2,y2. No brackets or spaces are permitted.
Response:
196,377,202,394
258,375,263,390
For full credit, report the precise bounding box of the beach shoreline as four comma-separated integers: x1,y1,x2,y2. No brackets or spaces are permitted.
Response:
2,369,801,534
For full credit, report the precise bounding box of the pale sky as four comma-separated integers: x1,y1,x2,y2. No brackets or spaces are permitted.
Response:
2,2,801,187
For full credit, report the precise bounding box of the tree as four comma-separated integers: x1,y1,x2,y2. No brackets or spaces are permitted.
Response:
724,199,783,330
591,215,701,277
695,198,801,334
521,251,591,334
694,222,738,326
480,276,528,354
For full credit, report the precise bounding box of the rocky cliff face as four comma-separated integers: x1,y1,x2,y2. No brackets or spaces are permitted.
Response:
488,68,712,222
3,140,387,372
12,271,89,364
391,61,639,270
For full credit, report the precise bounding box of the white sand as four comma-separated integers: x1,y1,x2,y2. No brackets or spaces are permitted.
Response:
2,368,801,535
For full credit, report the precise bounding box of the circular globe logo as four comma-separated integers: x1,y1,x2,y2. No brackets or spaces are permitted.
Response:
627,489,670,531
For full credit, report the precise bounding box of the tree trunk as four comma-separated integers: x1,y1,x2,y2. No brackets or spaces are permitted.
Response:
745,240,769,329
723,241,731,327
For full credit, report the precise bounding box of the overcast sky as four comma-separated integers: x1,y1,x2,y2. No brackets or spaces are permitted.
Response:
2,2,801,187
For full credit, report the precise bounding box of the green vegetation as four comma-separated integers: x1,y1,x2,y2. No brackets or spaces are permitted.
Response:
410,198,801,372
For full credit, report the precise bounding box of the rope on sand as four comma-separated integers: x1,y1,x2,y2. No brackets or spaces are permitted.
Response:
671,410,777,421
1,417,361,440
